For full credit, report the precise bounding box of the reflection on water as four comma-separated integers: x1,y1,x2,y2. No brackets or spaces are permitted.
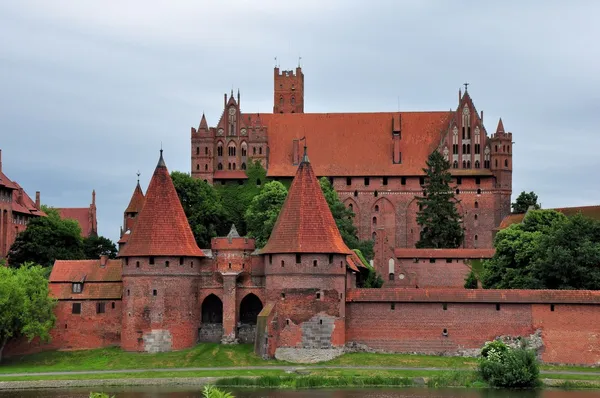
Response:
0,387,597,398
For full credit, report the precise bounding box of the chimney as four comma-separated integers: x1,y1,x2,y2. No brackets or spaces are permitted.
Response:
224,93,227,108
35,191,40,209
100,255,108,267
458,88,462,103
480,110,483,122
17,188,24,205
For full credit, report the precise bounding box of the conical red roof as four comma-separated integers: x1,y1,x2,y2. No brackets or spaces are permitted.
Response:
496,118,505,133
261,152,352,255
125,182,145,213
119,150,204,257
199,113,209,130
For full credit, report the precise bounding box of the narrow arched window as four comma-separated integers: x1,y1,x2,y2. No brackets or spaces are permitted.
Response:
217,143,223,157
205,164,208,171
196,147,200,155
374,205,379,212
474,201,479,209
466,161,471,168
241,162,246,170
372,216,377,225
462,160,466,168
218,163,223,170
505,159,508,167
453,161,458,169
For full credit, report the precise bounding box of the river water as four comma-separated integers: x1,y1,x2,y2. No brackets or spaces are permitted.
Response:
0,387,596,398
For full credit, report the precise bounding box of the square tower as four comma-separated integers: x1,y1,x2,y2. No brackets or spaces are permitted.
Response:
273,67,304,114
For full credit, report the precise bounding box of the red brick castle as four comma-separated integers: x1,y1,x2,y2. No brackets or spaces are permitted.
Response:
191,68,513,279
6,68,600,365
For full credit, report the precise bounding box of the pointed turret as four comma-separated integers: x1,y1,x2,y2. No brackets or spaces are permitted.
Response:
261,148,351,255
496,118,505,133
227,224,241,240
119,150,204,257
125,181,145,214
199,113,209,130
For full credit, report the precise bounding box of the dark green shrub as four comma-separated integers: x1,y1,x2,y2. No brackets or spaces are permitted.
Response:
479,348,539,388
464,270,478,289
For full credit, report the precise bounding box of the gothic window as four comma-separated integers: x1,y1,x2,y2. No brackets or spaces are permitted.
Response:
253,147,256,155
205,164,208,171
280,96,283,105
462,105,471,140
205,147,208,155
196,147,199,155
453,160,458,169
474,201,479,209
495,145,498,152
218,163,223,170
348,203,353,211
259,147,263,155
372,216,377,225
241,162,246,170
228,107,237,136
467,161,471,168
233,163,236,170
375,205,379,212
505,159,508,167
475,160,480,168
228,143,237,157
462,160,466,168
462,144,466,154
466,144,471,154
241,142,247,157
495,159,498,167
196,164,199,170
443,146,449,160
217,143,224,157
453,144,458,155
228,163,231,170
372,231,377,240
291,96,295,105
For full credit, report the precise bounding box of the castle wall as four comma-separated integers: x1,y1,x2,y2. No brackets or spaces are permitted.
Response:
389,258,472,288
4,299,121,357
345,289,600,365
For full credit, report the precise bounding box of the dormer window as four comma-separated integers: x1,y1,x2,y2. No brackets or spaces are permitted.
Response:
72,283,83,293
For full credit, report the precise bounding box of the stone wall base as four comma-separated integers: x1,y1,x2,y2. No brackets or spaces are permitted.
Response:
274,347,344,364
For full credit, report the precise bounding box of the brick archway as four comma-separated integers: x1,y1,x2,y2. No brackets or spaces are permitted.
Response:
199,294,223,342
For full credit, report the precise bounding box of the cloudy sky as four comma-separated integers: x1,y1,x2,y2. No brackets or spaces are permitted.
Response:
1,0,599,243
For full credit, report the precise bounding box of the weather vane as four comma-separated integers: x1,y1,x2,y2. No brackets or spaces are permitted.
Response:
463,82,470,91
136,170,140,183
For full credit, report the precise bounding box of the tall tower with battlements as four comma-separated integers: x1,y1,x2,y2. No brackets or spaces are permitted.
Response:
273,67,304,114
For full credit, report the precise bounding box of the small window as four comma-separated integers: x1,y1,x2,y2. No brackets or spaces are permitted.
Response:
228,263,232,269
125,258,129,266
474,201,479,209
313,260,317,267
429,258,436,263
179,257,184,265
316,292,321,299
442,303,447,311
111,302,116,309
442,328,448,336
259,147,263,155
475,235,478,241
329,254,333,264
269,254,273,264
346,177,351,186
149,257,155,265
72,283,82,293
281,260,285,267
419,177,425,185
165,261,169,268
281,292,285,299
96,302,106,314
296,254,301,263
72,303,81,314
136,261,140,268
196,147,200,155
446,258,452,263
401,177,406,185
374,205,379,212
383,177,388,185
550,304,555,312
475,177,481,185
388,273,394,281
391,303,395,310
456,189,460,195
374,190,378,197
205,147,208,155
127,289,130,296
504,159,508,167
496,304,500,311
353,190,358,197
456,177,462,185
477,188,481,195
474,214,478,220
286,319,290,325
413,258,419,263
364,177,370,186
340,260,343,268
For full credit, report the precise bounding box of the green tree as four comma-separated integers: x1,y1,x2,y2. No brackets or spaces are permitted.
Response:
8,210,84,268
171,171,229,248
480,209,600,290
0,263,57,362
216,160,273,235
415,151,464,248
511,191,541,214
83,235,118,259
464,270,478,289
244,181,288,248
319,177,375,260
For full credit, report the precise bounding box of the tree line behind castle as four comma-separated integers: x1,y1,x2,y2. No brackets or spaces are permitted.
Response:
6,155,600,291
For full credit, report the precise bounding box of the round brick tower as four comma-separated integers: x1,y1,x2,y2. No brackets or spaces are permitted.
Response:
118,150,205,352
260,147,352,356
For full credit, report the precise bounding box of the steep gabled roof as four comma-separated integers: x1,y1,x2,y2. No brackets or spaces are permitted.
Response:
261,152,352,255
50,259,122,282
251,111,452,177
57,208,91,236
119,150,204,257
125,182,145,213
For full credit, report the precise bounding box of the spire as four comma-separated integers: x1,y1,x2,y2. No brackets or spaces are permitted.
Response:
199,113,209,130
120,151,204,257
157,148,166,168
227,224,241,242
496,118,505,133
300,137,309,163
261,158,351,255
125,177,145,214
92,190,96,206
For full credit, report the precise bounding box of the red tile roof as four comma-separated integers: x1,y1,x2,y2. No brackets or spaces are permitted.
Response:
50,259,122,282
125,182,145,213
261,155,352,255
57,207,91,236
250,111,452,177
346,288,600,304
346,251,368,272
50,283,122,300
498,205,600,229
0,170,18,189
11,183,46,217
119,150,204,257
394,248,495,259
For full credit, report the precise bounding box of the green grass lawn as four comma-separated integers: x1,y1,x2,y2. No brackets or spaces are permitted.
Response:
1,343,598,378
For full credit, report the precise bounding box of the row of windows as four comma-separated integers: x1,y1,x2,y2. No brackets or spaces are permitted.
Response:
71,301,115,314
214,145,262,156
279,96,297,105
125,288,158,296
453,159,509,169
495,144,511,153
0,189,13,202
268,254,344,268
124,257,194,268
